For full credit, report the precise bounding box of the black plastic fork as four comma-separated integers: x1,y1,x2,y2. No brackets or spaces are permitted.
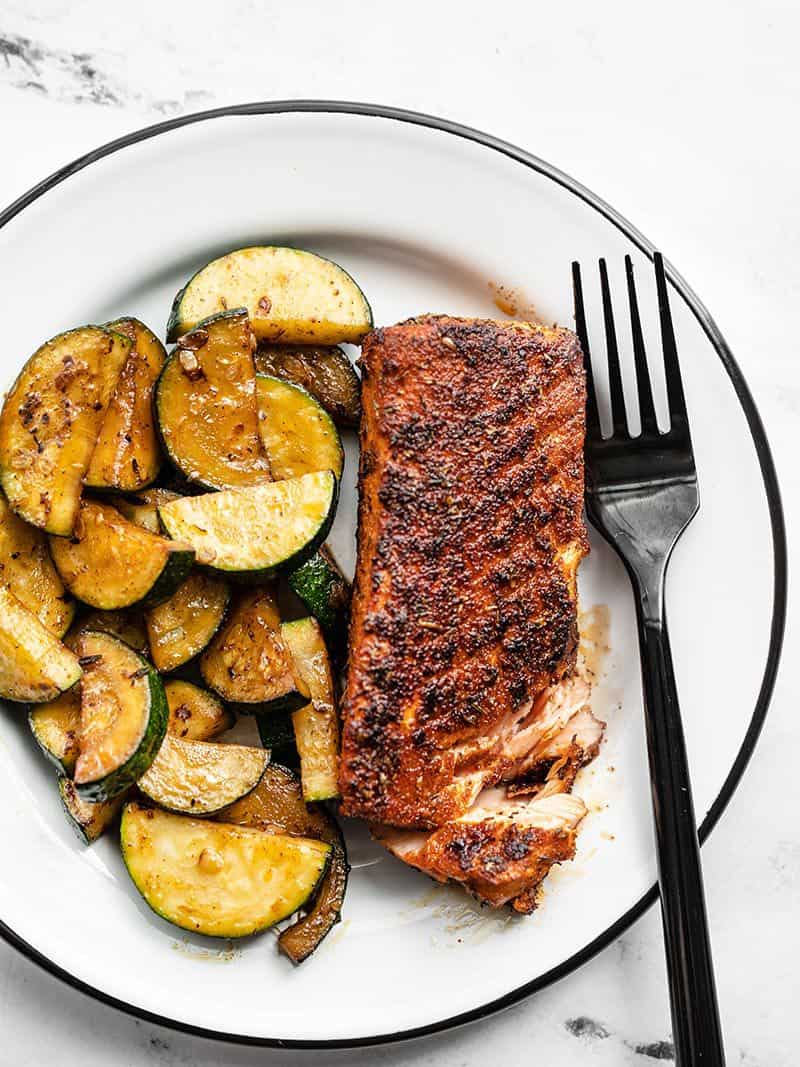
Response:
573,253,725,1066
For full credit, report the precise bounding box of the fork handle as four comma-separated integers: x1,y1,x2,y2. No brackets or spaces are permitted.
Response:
636,597,726,1066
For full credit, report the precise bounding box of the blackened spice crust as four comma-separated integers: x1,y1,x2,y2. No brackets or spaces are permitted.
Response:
339,316,587,827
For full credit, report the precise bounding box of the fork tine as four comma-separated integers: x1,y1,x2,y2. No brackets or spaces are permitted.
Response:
653,252,688,427
572,261,602,440
599,259,628,436
625,256,659,435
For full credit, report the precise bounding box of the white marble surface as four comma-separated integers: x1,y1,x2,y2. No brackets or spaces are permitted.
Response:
0,1,796,1063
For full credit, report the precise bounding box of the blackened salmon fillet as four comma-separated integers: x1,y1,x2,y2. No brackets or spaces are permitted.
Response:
339,316,591,836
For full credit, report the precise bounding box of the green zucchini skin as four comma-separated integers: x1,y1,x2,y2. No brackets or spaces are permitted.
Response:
287,546,350,658
256,712,299,767
73,633,168,802
231,691,307,718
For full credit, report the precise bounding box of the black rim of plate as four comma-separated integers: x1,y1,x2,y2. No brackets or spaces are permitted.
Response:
0,100,787,1050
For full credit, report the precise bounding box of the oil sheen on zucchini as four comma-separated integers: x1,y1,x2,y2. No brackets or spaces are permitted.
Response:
254,344,361,427
0,326,131,534
200,589,307,712
256,375,343,480
120,802,331,937
145,572,230,672
283,617,340,801
138,734,268,815
50,499,194,610
167,246,372,346
156,309,270,490
0,587,81,703
158,470,336,579
164,679,233,740
84,318,166,491
73,631,167,801
0,492,75,637
218,765,347,962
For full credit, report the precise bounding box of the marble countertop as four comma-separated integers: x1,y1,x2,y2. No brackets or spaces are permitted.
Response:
0,2,796,1064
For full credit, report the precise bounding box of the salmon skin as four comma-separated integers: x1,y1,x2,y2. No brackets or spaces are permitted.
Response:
339,316,589,831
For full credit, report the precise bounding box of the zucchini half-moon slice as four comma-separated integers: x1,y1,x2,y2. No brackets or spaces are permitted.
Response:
219,765,348,962
50,499,194,610
156,309,270,491
0,326,131,534
120,801,331,938
164,679,233,740
31,610,148,774
84,318,166,492
254,344,361,427
73,631,167,801
138,734,268,815
159,470,336,579
282,617,340,802
0,492,75,637
0,586,81,703
256,375,343,481
200,589,307,712
167,246,372,346
145,572,230,672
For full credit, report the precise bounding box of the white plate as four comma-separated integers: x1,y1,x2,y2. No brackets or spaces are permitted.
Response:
0,103,785,1048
